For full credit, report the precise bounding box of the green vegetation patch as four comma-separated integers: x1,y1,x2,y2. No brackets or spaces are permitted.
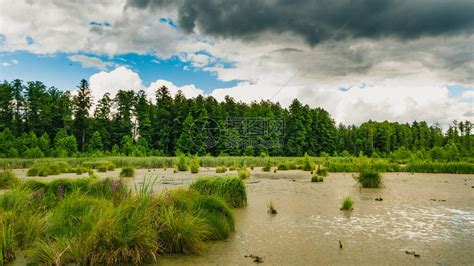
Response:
190,176,247,208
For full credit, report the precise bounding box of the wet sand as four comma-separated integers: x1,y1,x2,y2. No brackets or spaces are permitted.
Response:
11,168,474,265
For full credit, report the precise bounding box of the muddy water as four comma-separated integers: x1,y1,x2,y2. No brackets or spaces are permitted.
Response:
12,169,474,265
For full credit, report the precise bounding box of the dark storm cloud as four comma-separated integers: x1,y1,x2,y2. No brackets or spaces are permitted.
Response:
125,0,474,45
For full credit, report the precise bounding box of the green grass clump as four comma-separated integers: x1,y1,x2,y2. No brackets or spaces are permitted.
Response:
267,200,277,214
0,221,15,264
194,196,235,240
316,165,328,177
262,159,272,172
97,164,108,172
175,154,188,172
107,163,116,171
277,162,289,170
75,167,88,175
405,161,474,174
190,176,247,208
238,168,250,179
0,171,20,189
189,157,200,174
302,153,315,171
120,166,135,177
311,175,324,182
215,166,227,173
340,196,353,210
355,169,383,188
157,206,210,254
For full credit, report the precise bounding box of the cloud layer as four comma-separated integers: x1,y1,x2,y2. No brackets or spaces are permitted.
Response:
1,0,472,127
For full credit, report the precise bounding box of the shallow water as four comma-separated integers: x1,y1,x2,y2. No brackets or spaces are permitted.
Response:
12,169,474,265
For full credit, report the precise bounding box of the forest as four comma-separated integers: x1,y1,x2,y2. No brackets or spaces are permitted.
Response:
0,79,472,160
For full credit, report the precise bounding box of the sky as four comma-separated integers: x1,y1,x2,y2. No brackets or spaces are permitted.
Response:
0,0,473,127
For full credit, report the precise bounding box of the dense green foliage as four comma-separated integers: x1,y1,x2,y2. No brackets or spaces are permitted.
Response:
190,176,247,208
0,171,19,189
355,169,383,188
0,79,472,159
0,176,239,264
340,196,354,210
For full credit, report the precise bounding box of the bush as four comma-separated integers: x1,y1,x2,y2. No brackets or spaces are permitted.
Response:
355,169,383,188
215,166,227,173
190,176,247,208
340,196,353,210
311,175,324,182
0,171,20,189
120,166,135,178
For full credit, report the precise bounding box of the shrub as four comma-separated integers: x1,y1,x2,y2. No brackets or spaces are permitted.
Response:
215,166,227,173
0,171,20,189
355,169,383,188
190,176,247,208
340,196,353,210
120,166,135,178
311,175,324,182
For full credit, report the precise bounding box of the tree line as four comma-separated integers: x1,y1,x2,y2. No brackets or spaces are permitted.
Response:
0,79,471,159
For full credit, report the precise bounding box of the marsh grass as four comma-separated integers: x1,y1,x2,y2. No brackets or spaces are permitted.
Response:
355,169,383,188
0,174,238,265
0,171,19,189
316,165,328,177
238,168,250,179
267,200,277,214
190,176,247,208
340,196,353,210
302,153,315,171
215,166,227,173
120,166,135,178
175,155,188,172
311,175,324,182
189,157,200,174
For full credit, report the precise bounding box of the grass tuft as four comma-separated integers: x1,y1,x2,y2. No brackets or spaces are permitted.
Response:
311,175,324,182
340,196,353,210
120,166,135,178
190,176,247,208
354,169,383,188
0,171,19,189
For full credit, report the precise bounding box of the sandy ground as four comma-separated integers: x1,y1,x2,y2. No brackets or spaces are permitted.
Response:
11,168,474,265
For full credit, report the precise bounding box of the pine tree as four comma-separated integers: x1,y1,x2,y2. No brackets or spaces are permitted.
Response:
73,79,92,151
